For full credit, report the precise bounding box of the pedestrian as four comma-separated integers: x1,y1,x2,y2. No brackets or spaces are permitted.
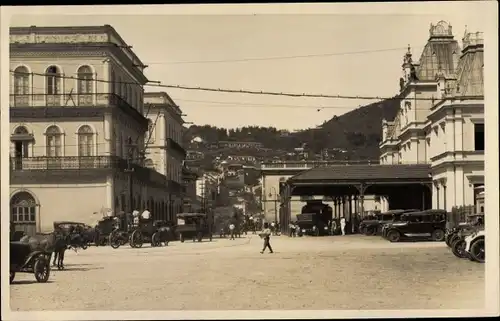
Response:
331,219,337,236
229,223,236,240
340,216,346,236
260,222,274,254
289,222,295,237
270,221,276,235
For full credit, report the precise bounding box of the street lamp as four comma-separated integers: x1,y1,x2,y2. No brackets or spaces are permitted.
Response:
268,187,279,224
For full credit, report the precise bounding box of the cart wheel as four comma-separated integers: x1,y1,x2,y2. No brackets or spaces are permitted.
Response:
109,234,121,249
131,230,144,248
152,233,160,247
34,257,50,283
10,271,15,284
197,232,203,242
179,233,184,243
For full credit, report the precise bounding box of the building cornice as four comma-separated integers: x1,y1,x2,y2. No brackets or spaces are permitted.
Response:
427,102,484,122
10,43,148,84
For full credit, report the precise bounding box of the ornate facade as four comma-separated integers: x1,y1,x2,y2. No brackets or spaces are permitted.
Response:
9,25,178,234
379,21,484,211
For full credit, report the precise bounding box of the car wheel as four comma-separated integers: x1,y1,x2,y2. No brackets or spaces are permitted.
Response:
387,230,401,243
366,227,376,236
33,257,50,283
451,239,468,259
469,238,485,263
431,229,445,242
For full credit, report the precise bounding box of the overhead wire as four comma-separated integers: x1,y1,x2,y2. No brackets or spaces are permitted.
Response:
10,70,475,103
13,44,425,65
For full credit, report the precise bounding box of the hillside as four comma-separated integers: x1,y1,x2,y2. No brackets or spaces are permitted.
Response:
183,96,401,160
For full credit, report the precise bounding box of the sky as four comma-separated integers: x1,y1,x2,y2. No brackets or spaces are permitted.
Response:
6,3,494,130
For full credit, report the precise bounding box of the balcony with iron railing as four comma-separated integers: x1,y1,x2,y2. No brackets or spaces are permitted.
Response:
10,93,147,126
10,156,181,192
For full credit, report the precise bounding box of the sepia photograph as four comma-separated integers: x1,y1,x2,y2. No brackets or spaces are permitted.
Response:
1,2,498,320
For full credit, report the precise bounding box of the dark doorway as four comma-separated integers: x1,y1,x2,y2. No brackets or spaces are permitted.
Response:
474,123,484,151
13,140,28,170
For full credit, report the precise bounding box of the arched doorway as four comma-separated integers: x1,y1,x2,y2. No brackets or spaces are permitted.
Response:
10,191,37,236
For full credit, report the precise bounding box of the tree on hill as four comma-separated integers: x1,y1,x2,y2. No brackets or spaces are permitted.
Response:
184,96,401,160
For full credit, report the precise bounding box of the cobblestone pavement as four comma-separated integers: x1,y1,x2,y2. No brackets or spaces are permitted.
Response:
10,235,484,311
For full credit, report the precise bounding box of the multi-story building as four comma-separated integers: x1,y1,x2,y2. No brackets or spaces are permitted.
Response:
196,172,220,211
142,91,186,221
9,25,175,234
380,21,484,211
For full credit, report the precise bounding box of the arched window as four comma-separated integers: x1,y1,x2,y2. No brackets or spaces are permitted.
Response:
10,191,37,235
78,125,94,156
144,158,154,169
13,66,29,106
45,125,62,157
46,66,61,106
77,65,93,105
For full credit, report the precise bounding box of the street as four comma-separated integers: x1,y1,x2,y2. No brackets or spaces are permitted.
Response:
10,235,484,311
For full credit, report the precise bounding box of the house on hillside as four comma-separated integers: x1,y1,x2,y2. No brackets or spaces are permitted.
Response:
379,21,484,211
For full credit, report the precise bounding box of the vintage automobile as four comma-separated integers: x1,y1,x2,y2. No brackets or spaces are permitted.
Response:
129,218,174,248
295,213,329,236
359,209,419,236
382,209,447,242
445,213,484,243
464,228,485,263
10,241,51,284
446,213,484,258
176,213,213,242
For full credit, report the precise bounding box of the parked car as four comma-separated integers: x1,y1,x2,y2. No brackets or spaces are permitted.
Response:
359,209,419,236
464,229,485,263
446,213,484,258
295,213,329,236
382,209,447,242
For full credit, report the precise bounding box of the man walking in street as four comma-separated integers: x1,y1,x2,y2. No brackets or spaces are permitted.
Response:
229,223,236,240
260,222,274,254
340,216,346,236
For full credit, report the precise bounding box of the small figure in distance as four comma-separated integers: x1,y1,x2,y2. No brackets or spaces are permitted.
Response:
229,222,236,240
259,222,274,254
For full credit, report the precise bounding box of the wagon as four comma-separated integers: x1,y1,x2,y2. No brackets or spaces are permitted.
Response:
129,218,174,248
53,221,92,250
176,213,213,243
10,241,51,284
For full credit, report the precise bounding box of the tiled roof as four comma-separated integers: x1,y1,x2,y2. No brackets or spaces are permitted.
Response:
454,32,484,97
289,164,431,182
416,41,461,81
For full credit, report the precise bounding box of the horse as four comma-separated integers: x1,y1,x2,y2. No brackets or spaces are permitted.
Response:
19,232,68,270
154,225,174,246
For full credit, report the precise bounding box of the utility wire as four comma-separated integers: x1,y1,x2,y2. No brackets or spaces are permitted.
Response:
15,45,424,65
11,70,479,102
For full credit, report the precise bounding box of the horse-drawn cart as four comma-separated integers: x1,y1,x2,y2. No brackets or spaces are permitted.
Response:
176,213,213,243
10,241,51,284
129,219,173,248
53,221,92,250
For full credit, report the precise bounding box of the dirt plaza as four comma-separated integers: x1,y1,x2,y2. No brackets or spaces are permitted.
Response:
10,235,484,311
